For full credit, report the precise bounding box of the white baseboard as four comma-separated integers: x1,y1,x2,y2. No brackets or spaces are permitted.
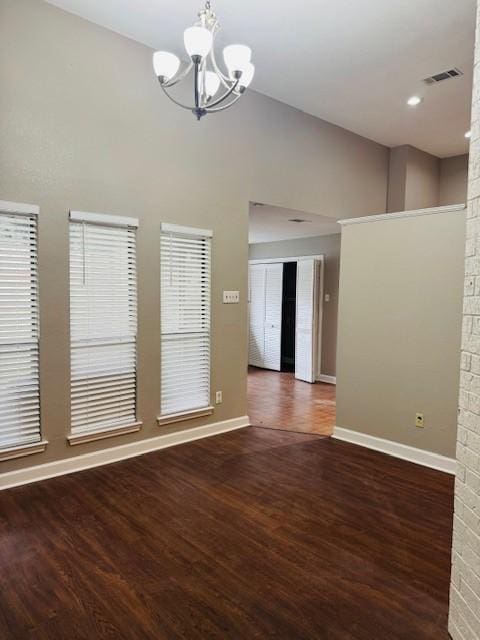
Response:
332,426,456,475
0,416,250,491
317,374,336,385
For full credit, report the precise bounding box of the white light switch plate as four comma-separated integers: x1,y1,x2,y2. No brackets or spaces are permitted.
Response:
223,290,239,304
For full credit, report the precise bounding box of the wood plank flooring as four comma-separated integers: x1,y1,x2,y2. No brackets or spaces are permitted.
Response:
0,427,453,639
248,366,336,435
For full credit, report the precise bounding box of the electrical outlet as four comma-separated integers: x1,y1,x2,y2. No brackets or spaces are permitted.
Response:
415,413,424,428
215,390,223,405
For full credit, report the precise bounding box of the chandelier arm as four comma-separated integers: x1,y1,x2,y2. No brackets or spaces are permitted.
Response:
163,61,194,88
205,92,243,113
205,77,240,109
159,82,194,110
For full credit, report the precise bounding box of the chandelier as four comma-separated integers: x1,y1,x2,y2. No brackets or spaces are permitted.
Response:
152,1,255,121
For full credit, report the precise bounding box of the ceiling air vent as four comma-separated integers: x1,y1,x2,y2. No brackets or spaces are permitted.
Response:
423,68,463,85
288,218,310,223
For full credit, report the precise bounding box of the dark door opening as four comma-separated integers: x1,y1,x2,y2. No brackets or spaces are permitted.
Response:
281,262,297,372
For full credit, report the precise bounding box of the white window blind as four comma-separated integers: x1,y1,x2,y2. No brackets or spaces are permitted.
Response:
0,203,41,448
69,212,138,437
160,224,212,416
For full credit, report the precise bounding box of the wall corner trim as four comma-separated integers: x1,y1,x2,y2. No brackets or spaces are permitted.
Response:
317,374,336,385
338,203,466,227
332,426,456,475
0,416,250,490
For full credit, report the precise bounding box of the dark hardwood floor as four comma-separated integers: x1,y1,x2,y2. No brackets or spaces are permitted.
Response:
0,427,454,639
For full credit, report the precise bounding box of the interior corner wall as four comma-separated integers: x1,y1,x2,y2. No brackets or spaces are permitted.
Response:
449,0,480,634
336,207,465,459
387,145,441,212
0,0,389,475
248,234,341,377
387,146,408,212
404,146,441,211
439,154,469,206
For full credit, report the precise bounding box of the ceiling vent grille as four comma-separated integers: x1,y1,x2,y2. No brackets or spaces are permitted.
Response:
423,68,463,85
288,218,310,224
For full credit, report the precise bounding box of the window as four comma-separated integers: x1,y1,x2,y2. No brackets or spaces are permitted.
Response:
0,202,41,449
160,224,212,417
69,211,138,439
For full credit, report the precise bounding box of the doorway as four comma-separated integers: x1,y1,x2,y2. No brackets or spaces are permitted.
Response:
247,254,335,435
247,202,339,435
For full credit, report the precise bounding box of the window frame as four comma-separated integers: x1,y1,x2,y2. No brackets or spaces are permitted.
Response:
68,210,141,445
158,222,213,425
0,200,47,460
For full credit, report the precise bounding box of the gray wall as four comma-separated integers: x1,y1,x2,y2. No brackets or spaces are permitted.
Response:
387,146,408,213
249,234,341,377
0,0,389,473
336,207,465,458
388,146,468,213
404,146,440,211
439,154,469,206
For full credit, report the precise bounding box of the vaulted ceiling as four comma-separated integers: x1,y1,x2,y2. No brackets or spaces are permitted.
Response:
47,0,476,157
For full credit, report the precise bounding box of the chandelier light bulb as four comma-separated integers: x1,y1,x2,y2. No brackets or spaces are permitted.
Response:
205,71,221,98
239,63,255,89
153,51,180,81
184,26,213,60
223,44,252,74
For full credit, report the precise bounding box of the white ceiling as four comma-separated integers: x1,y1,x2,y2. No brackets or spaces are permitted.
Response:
249,204,341,244
47,0,476,157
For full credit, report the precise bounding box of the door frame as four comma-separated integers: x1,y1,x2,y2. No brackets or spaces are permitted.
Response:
248,255,325,381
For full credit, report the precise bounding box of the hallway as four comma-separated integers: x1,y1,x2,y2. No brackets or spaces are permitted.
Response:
247,367,336,435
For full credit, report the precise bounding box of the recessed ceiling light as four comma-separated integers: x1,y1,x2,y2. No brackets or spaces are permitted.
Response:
465,130,472,139
407,96,423,107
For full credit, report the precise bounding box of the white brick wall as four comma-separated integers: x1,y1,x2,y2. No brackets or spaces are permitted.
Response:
449,4,480,639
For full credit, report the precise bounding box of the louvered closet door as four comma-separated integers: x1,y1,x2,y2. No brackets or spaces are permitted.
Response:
70,213,138,437
295,259,320,383
248,264,266,367
0,207,41,447
160,225,212,416
263,263,283,371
